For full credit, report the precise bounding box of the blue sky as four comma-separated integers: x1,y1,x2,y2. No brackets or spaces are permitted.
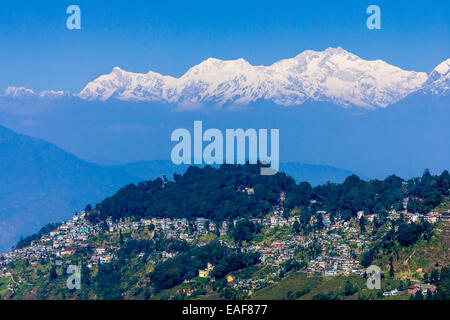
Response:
0,0,449,92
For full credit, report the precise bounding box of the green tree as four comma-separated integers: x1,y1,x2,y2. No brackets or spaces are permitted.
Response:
316,213,324,230
389,256,395,278
293,220,301,234
436,266,450,299
359,217,366,233
81,263,91,287
232,220,260,244
344,280,356,296
430,269,439,285
286,291,295,300
49,265,57,280
414,290,424,300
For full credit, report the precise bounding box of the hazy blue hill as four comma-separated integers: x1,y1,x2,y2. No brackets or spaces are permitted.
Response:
0,125,139,252
279,162,359,186
1,93,447,179
118,160,191,181
1,91,448,180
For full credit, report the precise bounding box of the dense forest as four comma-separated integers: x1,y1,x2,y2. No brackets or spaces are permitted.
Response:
92,164,450,224
94,164,293,222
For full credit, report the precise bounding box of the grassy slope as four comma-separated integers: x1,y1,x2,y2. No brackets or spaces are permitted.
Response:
392,220,449,281
251,271,404,300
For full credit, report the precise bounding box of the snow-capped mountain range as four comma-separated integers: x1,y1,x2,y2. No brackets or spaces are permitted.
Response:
2,86,72,99
3,47,449,109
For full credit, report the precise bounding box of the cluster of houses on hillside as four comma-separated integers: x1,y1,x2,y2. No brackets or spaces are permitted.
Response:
1,202,448,298
382,283,437,297
305,230,369,276
229,277,269,294
1,204,446,270
0,212,97,265
112,216,231,241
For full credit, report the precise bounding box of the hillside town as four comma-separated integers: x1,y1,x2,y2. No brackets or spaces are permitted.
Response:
1,199,448,297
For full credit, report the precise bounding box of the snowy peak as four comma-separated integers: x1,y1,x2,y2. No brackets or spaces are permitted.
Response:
434,58,450,75
1,86,71,99
183,57,253,77
422,59,450,95
79,66,174,102
3,86,35,98
268,47,428,107
39,90,72,98
4,48,449,109
78,47,438,108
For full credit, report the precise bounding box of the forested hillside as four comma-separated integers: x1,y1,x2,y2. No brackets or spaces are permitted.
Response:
94,164,450,223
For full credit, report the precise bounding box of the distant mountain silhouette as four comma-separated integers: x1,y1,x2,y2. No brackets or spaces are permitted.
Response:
279,162,361,185
118,160,357,186
0,125,139,252
0,91,448,178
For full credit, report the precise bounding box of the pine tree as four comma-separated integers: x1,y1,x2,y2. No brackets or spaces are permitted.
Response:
359,217,366,233
293,220,301,234
49,265,57,280
389,256,395,278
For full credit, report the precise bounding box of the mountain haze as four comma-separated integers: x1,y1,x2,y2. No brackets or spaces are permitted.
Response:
0,125,359,251
0,125,139,252
118,160,357,187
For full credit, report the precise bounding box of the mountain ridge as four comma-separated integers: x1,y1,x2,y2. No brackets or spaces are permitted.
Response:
77,46,431,108
3,48,448,109
0,124,139,252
